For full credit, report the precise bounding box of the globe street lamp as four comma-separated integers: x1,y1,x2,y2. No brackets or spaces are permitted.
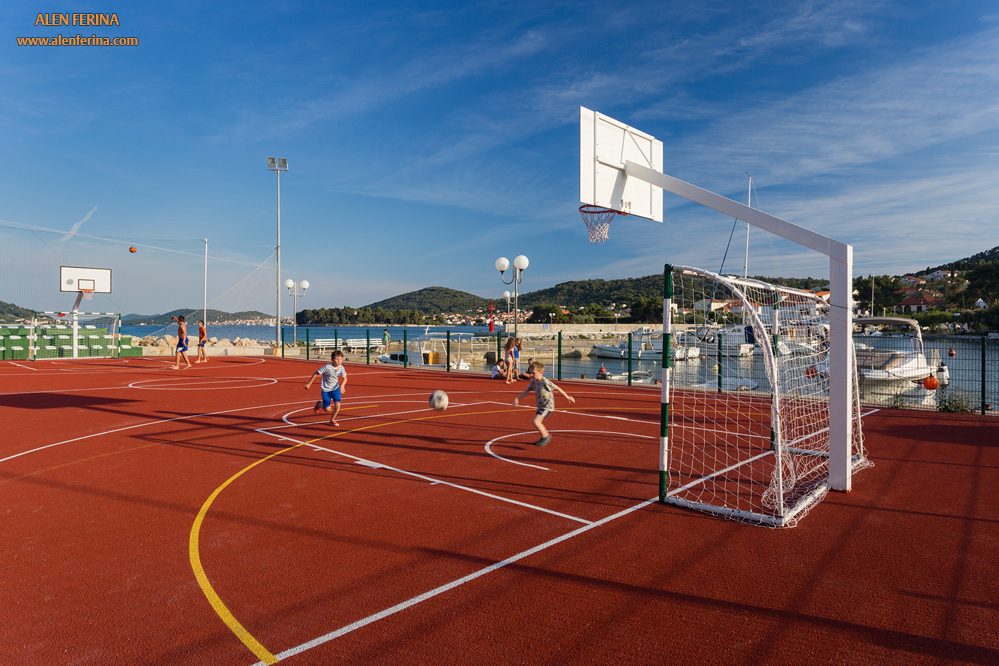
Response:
496,255,528,338
267,157,288,346
503,290,511,317
284,278,309,345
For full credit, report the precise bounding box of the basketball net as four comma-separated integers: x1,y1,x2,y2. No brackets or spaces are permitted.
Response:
578,204,625,243
82,289,93,301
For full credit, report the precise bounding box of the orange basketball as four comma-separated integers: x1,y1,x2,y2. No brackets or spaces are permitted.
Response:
129,246,137,253
923,376,939,390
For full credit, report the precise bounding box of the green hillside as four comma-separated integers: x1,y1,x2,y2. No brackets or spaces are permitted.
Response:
0,300,35,322
365,287,490,312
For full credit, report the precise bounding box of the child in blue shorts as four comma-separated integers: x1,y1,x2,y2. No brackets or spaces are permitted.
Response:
305,350,348,426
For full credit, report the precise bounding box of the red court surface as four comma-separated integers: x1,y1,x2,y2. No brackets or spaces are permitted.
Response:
1,356,997,665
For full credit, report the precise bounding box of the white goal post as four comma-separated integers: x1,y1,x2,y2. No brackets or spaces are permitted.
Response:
29,311,122,360
659,265,868,527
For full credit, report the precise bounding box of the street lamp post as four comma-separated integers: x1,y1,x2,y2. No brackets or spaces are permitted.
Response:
267,157,288,346
284,278,309,345
496,255,529,339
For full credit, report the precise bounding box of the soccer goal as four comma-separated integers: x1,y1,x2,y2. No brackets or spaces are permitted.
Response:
29,311,123,359
659,265,869,527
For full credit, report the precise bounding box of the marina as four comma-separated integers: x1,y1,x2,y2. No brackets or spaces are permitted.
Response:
119,323,999,414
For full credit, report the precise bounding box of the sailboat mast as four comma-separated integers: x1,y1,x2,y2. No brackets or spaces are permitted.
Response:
744,174,752,279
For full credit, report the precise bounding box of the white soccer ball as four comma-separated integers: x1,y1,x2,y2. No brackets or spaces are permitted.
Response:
429,390,448,411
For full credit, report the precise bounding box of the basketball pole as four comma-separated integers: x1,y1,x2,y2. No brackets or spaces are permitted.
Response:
624,161,854,492
203,239,208,328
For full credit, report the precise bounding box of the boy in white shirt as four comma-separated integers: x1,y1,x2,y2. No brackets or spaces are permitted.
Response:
305,350,348,426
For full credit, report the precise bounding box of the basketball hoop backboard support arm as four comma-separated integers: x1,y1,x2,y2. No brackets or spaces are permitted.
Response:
623,161,854,492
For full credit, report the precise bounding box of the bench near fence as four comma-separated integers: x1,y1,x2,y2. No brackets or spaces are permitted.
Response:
313,338,384,353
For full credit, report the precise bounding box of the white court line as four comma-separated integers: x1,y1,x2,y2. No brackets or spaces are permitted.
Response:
9,362,38,371
253,406,881,663
276,401,495,428
484,429,658,471
484,432,551,470
127,377,278,390
0,399,311,465
254,495,659,665
256,428,593,526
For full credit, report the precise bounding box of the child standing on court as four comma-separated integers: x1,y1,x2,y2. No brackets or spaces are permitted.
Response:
513,361,574,446
305,350,348,426
195,320,208,363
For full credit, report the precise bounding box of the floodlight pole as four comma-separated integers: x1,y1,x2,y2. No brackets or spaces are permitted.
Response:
268,158,288,347
624,161,854,492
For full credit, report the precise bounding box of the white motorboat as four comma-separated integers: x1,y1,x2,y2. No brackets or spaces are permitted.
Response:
595,368,656,383
852,317,949,386
593,328,697,361
686,325,755,357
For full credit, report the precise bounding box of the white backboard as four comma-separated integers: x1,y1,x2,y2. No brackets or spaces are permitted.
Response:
580,107,663,222
60,266,112,293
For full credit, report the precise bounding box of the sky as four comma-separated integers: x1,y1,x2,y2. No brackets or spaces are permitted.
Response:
2,0,998,316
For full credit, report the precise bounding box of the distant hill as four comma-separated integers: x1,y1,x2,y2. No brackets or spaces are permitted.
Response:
519,274,828,310
924,245,999,275
365,287,491,312
520,276,662,309
123,308,272,325
0,300,35,322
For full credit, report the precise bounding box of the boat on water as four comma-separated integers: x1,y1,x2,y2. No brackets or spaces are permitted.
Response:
377,329,472,371
595,366,657,383
683,325,755,357
593,328,698,361
852,316,949,386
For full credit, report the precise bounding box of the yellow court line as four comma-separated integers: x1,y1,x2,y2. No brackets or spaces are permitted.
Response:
189,407,511,662
190,403,674,660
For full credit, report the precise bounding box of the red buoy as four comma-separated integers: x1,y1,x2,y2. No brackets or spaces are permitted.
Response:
948,347,956,357
923,376,940,390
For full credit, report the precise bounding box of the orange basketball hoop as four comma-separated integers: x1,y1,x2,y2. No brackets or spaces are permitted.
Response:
579,204,627,244
81,288,94,301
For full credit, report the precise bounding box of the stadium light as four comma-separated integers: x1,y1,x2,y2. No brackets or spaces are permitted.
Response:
267,156,289,347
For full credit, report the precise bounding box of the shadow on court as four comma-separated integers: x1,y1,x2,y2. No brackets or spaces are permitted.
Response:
0,393,139,410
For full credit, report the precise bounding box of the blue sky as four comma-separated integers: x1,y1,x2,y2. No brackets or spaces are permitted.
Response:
2,1,998,315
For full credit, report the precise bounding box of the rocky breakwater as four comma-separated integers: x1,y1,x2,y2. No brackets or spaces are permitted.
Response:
136,335,281,356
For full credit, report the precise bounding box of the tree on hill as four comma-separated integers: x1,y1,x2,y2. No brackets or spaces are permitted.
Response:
963,261,999,305
0,300,35,321
853,275,905,314
365,287,490,313
526,304,570,324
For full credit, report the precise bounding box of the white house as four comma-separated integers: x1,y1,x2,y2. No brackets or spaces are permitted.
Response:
926,270,954,282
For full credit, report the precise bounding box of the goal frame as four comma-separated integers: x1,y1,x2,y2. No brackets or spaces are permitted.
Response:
658,264,866,526
29,311,123,360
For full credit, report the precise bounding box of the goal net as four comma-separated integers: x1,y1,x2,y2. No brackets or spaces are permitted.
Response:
27,311,123,359
659,264,869,527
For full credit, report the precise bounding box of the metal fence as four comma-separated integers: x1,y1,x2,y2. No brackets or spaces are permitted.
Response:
290,328,999,416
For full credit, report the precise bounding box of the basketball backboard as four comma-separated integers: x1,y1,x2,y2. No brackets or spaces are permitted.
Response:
60,266,112,293
579,106,663,222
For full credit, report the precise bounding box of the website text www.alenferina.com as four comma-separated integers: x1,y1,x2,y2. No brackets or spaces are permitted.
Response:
17,13,138,47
